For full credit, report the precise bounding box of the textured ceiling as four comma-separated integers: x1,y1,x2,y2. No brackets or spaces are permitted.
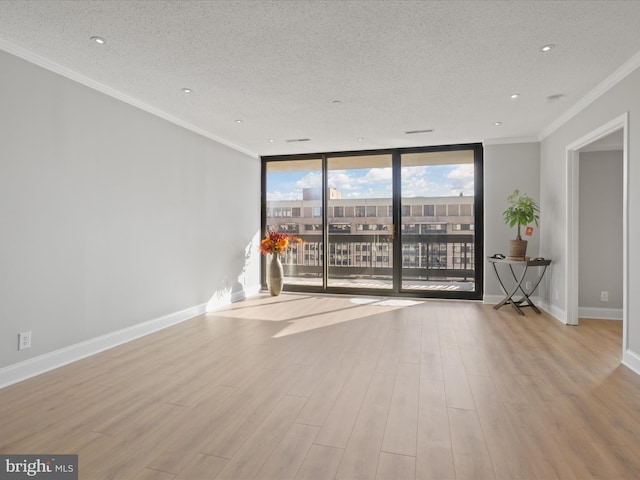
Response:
1,0,640,157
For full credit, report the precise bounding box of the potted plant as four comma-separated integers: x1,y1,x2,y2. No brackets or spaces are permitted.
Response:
259,230,303,296
503,189,540,259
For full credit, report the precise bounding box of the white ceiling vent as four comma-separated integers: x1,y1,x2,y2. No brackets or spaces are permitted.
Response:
405,129,434,134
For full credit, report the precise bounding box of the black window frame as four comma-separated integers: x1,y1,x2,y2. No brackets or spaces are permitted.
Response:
261,143,484,300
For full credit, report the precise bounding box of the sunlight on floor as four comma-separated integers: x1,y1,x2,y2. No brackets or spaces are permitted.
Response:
349,298,423,307
271,297,424,338
211,294,426,338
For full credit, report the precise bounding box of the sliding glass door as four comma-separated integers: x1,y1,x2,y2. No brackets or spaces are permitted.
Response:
400,150,476,293
262,144,482,299
327,154,393,289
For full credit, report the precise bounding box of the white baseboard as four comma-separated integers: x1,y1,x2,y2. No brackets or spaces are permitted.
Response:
578,306,623,320
0,303,206,389
0,287,260,389
483,294,541,309
234,284,261,301
205,284,261,312
482,294,505,305
623,349,640,376
539,300,567,324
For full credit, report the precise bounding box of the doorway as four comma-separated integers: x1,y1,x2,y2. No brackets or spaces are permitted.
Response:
566,113,628,360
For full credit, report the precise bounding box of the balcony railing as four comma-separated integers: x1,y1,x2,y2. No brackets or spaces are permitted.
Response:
280,233,475,281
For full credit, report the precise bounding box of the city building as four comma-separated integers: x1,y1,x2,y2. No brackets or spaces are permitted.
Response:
266,189,475,288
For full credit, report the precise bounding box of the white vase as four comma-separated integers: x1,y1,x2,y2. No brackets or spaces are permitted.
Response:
269,254,284,296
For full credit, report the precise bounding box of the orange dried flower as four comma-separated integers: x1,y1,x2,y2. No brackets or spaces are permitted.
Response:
259,230,303,255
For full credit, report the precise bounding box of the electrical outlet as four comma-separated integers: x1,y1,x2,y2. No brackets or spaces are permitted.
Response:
525,281,532,290
601,291,609,302
19,331,32,350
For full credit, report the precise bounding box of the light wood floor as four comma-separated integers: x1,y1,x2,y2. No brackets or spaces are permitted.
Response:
1,294,639,480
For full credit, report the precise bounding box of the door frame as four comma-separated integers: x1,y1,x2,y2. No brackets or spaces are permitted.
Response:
565,113,628,360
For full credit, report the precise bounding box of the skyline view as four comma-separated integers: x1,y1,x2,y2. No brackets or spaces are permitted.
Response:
267,164,474,201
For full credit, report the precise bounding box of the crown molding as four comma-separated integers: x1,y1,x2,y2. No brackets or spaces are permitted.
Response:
483,136,540,146
0,38,259,159
539,49,640,140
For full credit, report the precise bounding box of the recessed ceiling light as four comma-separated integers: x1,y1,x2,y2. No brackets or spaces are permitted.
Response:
510,93,520,99
541,44,555,52
331,100,342,104
268,139,275,143
90,36,105,44
235,120,243,124
181,88,192,93
357,137,364,141
494,122,502,126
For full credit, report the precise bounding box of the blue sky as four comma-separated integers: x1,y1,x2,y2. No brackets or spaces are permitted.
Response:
267,164,474,201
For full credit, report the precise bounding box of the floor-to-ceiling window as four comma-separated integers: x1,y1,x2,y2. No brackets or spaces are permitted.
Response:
400,149,477,292
263,158,323,287
262,144,483,299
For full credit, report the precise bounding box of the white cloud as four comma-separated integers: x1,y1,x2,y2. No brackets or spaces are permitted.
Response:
447,164,474,195
267,190,297,201
401,166,431,197
328,170,358,191
361,167,392,184
294,171,322,190
447,164,474,180
268,163,474,200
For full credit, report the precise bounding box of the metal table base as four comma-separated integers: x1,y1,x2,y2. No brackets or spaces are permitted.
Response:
488,257,551,316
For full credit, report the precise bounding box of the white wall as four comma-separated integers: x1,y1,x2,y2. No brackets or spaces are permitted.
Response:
483,142,541,300
0,50,261,371
540,64,640,367
578,150,623,314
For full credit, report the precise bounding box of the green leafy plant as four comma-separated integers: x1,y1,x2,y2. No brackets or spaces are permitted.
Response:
503,189,540,240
